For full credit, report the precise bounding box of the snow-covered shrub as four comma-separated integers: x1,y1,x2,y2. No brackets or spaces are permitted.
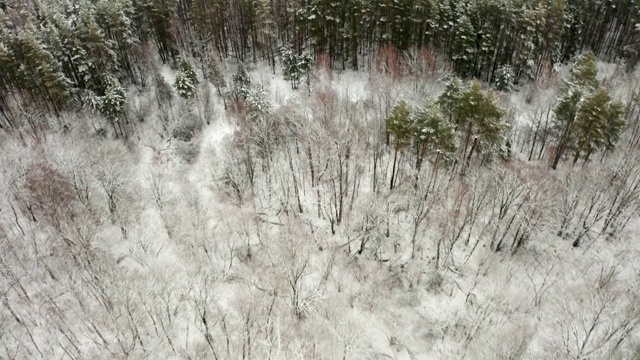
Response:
175,136,201,163
172,113,202,142
245,86,272,121
128,90,152,123
23,162,77,227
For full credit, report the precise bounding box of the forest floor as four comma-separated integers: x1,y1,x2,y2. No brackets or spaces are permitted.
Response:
1,60,639,360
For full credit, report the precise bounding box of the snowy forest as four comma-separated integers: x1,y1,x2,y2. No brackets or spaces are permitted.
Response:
1,0,640,358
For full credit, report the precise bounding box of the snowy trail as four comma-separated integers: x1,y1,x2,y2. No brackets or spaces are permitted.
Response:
199,99,234,156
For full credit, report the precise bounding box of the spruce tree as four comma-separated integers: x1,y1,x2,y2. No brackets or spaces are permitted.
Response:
495,65,514,92
281,47,312,89
450,14,477,76
245,86,272,122
174,59,198,100
100,76,127,120
438,77,464,125
232,62,251,100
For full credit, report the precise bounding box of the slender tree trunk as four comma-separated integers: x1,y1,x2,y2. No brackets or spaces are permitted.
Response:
464,137,478,173
573,146,581,165
390,145,399,190
528,119,540,161
287,147,303,213
373,148,378,194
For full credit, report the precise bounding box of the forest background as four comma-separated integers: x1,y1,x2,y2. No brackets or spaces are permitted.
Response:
1,0,640,358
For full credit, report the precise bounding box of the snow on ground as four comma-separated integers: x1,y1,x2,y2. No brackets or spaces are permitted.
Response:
159,63,177,86
250,62,372,108
194,85,234,164
333,70,370,102
135,60,640,359
252,63,295,108
6,60,635,359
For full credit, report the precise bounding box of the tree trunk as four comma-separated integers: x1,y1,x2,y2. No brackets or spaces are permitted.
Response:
390,145,399,190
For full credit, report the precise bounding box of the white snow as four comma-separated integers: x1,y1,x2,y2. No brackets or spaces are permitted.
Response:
3,59,640,360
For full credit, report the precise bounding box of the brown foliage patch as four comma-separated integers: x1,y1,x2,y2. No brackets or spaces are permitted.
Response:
24,162,77,230
374,44,402,79
312,50,333,82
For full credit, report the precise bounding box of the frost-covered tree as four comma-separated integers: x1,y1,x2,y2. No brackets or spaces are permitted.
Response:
551,52,622,168
566,51,599,90
495,65,514,92
245,86,272,122
40,1,119,97
572,87,625,164
445,80,506,168
281,47,312,89
5,23,72,114
232,62,251,100
412,103,456,173
552,88,583,169
438,77,464,124
175,58,198,99
84,76,127,137
450,14,476,76
100,76,127,120
94,0,139,84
